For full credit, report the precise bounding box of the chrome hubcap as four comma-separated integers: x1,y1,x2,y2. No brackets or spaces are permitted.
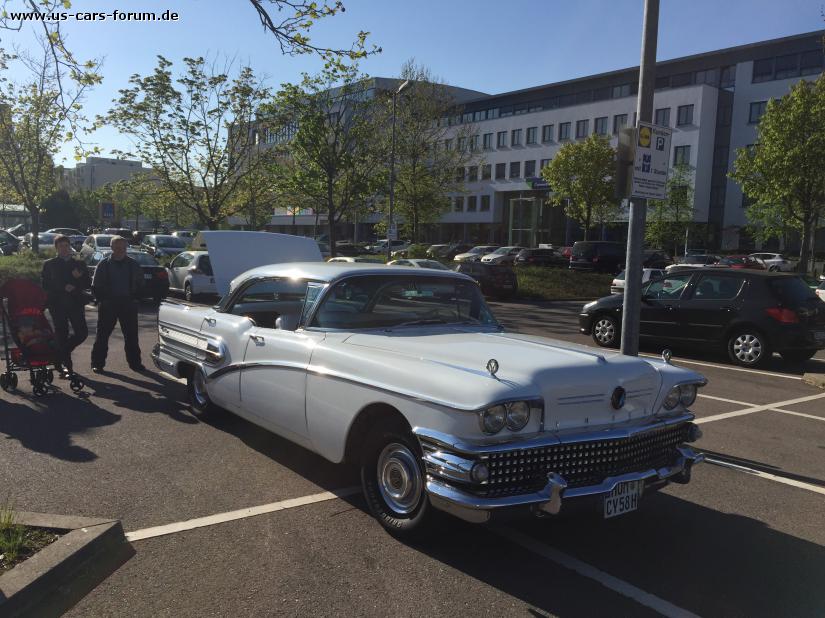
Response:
594,319,615,344
733,334,762,363
192,371,208,406
377,443,422,515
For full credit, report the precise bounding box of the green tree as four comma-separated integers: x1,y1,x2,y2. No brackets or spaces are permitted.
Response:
646,163,695,256
271,61,382,256
106,56,277,230
730,75,825,274
378,61,478,243
541,134,618,240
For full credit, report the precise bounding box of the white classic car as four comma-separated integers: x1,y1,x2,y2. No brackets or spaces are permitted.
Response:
153,261,706,535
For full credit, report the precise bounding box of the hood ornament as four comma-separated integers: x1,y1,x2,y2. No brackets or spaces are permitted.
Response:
662,349,673,365
486,358,499,376
611,387,626,410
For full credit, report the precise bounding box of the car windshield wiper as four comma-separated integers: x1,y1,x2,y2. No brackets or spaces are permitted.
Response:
393,319,448,327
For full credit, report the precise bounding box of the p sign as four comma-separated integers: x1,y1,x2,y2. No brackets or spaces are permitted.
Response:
631,121,672,200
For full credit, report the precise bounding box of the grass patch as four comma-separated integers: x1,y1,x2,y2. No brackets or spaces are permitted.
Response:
0,252,45,287
515,267,613,301
0,505,60,572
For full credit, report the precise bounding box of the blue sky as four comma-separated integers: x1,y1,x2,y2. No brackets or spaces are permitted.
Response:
2,0,822,164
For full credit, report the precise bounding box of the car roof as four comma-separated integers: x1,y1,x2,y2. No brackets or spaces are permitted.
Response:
670,267,797,277
240,261,474,283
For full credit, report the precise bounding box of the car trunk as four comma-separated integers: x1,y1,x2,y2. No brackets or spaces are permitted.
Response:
767,276,825,331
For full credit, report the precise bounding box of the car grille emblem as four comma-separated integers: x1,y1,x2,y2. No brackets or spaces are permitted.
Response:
486,359,499,376
611,387,626,410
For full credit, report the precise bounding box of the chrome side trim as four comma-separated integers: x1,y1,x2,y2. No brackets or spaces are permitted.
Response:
206,360,307,381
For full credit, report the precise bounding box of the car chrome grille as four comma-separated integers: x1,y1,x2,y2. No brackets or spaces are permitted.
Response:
479,423,690,498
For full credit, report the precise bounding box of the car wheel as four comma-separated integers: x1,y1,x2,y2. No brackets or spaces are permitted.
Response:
727,329,770,367
769,265,779,272
361,424,432,537
592,314,619,348
780,349,817,363
187,368,220,418
184,282,193,302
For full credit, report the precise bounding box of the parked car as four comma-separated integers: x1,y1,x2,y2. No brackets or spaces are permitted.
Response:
817,277,825,303
142,234,188,258
366,239,409,254
454,262,518,299
0,229,21,255
317,242,331,259
171,230,197,242
331,243,363,257
717,255,765,270
481,246,525,265
666,254,721,272
643,250,672,269
453,245,501,263
749,252,794,272
6,223,27,238
580,268,825,366
569,241,625,273
425,244,450,258
103,227,134,240
440,243,474,260
387,259,449,270
44,228,86,250
79,234,118,260
327,256,383,264
167,251,217,301
84,249,169,304
514,248,568,267
610,269,667,295
154,259,706,535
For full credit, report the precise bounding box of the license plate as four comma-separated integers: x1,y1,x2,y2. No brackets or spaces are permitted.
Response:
144,273,152,279
604,480,644,519
815,331,825,343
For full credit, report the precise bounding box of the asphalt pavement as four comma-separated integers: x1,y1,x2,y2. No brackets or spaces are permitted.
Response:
2,298,824,617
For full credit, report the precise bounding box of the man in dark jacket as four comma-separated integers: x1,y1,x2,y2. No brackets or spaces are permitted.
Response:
41,235,90,377
90,236,144,372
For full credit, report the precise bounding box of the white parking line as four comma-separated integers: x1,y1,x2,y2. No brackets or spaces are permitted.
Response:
126,487,360,542
770,408,825,423
697,393,752,406
638,353,804,380
705,458,825,497
497,528,701,618
695,392,825,425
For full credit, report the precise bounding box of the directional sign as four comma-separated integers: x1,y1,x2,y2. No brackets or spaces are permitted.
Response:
631,121,672,200
387,223,398,241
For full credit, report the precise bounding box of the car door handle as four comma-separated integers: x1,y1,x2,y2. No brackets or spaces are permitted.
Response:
665,305,675,311
250,335,264,345
720,306,735,312
205,318,216,326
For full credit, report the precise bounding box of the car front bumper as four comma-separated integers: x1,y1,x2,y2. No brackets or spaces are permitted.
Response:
414,414,703,523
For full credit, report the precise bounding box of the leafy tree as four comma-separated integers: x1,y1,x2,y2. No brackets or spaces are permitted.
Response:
0,40,98,251
730,75,825,273
646,163,695,256
106,56,277,230
541,134,618,240
379,61,478,243
101,173,170,231
271,61,382,256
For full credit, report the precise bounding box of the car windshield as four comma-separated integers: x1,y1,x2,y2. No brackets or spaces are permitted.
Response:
129,252,159,266
0,230,14,241
96,235,115,247
491,247,511,255
720,257,745,265
417,260,448,270
768,277,817,305
615,271,626,281
683,255,711,264
311,275,498,330
156,236,187,247
469,246,491,254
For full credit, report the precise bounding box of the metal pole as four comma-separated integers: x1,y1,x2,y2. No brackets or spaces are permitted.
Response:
620,0,659,356
387,91,398,263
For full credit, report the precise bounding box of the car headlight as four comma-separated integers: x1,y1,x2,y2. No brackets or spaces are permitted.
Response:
479,404,507,434
505,401,531,431
679,383,698,407
663,386,681,410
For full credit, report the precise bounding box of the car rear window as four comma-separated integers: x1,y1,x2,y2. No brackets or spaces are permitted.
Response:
199,255,213,276
768,277,817,305
130,252,159,266
572,243,595,257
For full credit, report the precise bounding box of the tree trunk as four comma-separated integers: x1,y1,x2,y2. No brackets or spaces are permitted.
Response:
583,204,592,241
30,207,40,253
327,180,336,258
799,215,813,274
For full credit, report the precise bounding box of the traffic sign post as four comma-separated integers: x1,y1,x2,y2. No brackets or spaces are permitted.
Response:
630,122,672,200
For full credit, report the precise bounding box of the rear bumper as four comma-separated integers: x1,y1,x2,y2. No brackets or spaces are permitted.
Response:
770,324,825,351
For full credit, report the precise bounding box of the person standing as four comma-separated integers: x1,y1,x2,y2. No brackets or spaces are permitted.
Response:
41,235,90,377
90,236,145,373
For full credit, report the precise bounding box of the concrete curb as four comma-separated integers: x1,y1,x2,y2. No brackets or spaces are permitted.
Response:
0,512,134,618
802,373,825,389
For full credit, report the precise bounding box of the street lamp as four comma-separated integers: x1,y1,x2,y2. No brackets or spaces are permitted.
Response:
387,79,410,262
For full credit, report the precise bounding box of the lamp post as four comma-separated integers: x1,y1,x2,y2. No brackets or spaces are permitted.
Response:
387,79,410,262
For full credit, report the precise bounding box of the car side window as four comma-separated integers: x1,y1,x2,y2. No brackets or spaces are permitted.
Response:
692,275,745,300
645,274,692,300
227,278,308,329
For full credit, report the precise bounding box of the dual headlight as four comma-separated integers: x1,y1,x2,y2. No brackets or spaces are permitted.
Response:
662,383,700,410
478,400,534,434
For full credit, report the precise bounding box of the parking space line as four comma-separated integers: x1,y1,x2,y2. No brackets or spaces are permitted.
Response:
695,393,825,425
497,528,701,618
705,458,825,496
638,353,803,380
697,393,752,406
126,487,360,542
769,408,825,423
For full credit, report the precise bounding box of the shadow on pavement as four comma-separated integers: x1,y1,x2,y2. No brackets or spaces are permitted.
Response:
81,372,195,425
700,449,825,487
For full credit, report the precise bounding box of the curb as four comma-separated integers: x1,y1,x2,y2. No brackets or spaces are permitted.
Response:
0,512,134,618
802,373,825,389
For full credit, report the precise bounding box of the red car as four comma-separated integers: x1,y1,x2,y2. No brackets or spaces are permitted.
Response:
718,255,766,270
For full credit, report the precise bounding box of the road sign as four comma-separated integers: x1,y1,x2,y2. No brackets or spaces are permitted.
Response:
387,223,398,241
630,121,671,200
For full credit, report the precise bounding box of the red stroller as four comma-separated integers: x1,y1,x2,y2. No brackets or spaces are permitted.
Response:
0,279,84,396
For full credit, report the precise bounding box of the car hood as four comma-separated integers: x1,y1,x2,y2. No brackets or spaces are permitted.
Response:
328,328,682,430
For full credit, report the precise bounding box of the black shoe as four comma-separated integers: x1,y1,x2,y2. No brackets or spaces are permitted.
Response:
91,366,105,374
59,367,72,379
129,364,147,372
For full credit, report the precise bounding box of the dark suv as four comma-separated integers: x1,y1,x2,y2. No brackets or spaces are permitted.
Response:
579,268,825,366
569,241,625,273
454,262,518,299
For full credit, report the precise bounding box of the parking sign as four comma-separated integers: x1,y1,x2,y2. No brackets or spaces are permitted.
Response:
631,122,672,200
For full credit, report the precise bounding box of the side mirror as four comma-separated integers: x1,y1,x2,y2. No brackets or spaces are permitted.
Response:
275,314,300,331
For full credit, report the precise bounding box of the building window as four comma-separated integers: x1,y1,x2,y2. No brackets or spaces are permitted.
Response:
749,101,768,124
774,53,799,79
509,161,521,178
670,72,693,87
481,164,492,180
654,107,670,127
444,138,453,150
524,160,536,177
526,127,537,145
676,104,694,126
511,129,522,146
480,195,491,211
497,131,507,148
488,108,500,119
483,133,493,150
458,137,467,151
558,122,571,141
575,119,589,139
467,196,477,212
455,167,465,182
454,196,464,212
612,84,631,98
695,68,718,86
469,135,480,151
800,50,825,76
495,163,506,180
717,105,732,127
473,110,485,122
541,124,554,142
594,116,608,135
752,58,774,83
540,158,551,170
673,145,691,166
720,65,736,88
613,114,628,135
468,165,478,182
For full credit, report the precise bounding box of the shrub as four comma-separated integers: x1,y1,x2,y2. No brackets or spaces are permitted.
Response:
0,253,45,287
406,244,430,259
516,267,613,301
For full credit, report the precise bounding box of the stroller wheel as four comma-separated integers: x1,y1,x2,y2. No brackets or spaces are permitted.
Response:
69,377,84,393
46,370,54,384
0,373,8,391
33,382,47,397
9,373,17,390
